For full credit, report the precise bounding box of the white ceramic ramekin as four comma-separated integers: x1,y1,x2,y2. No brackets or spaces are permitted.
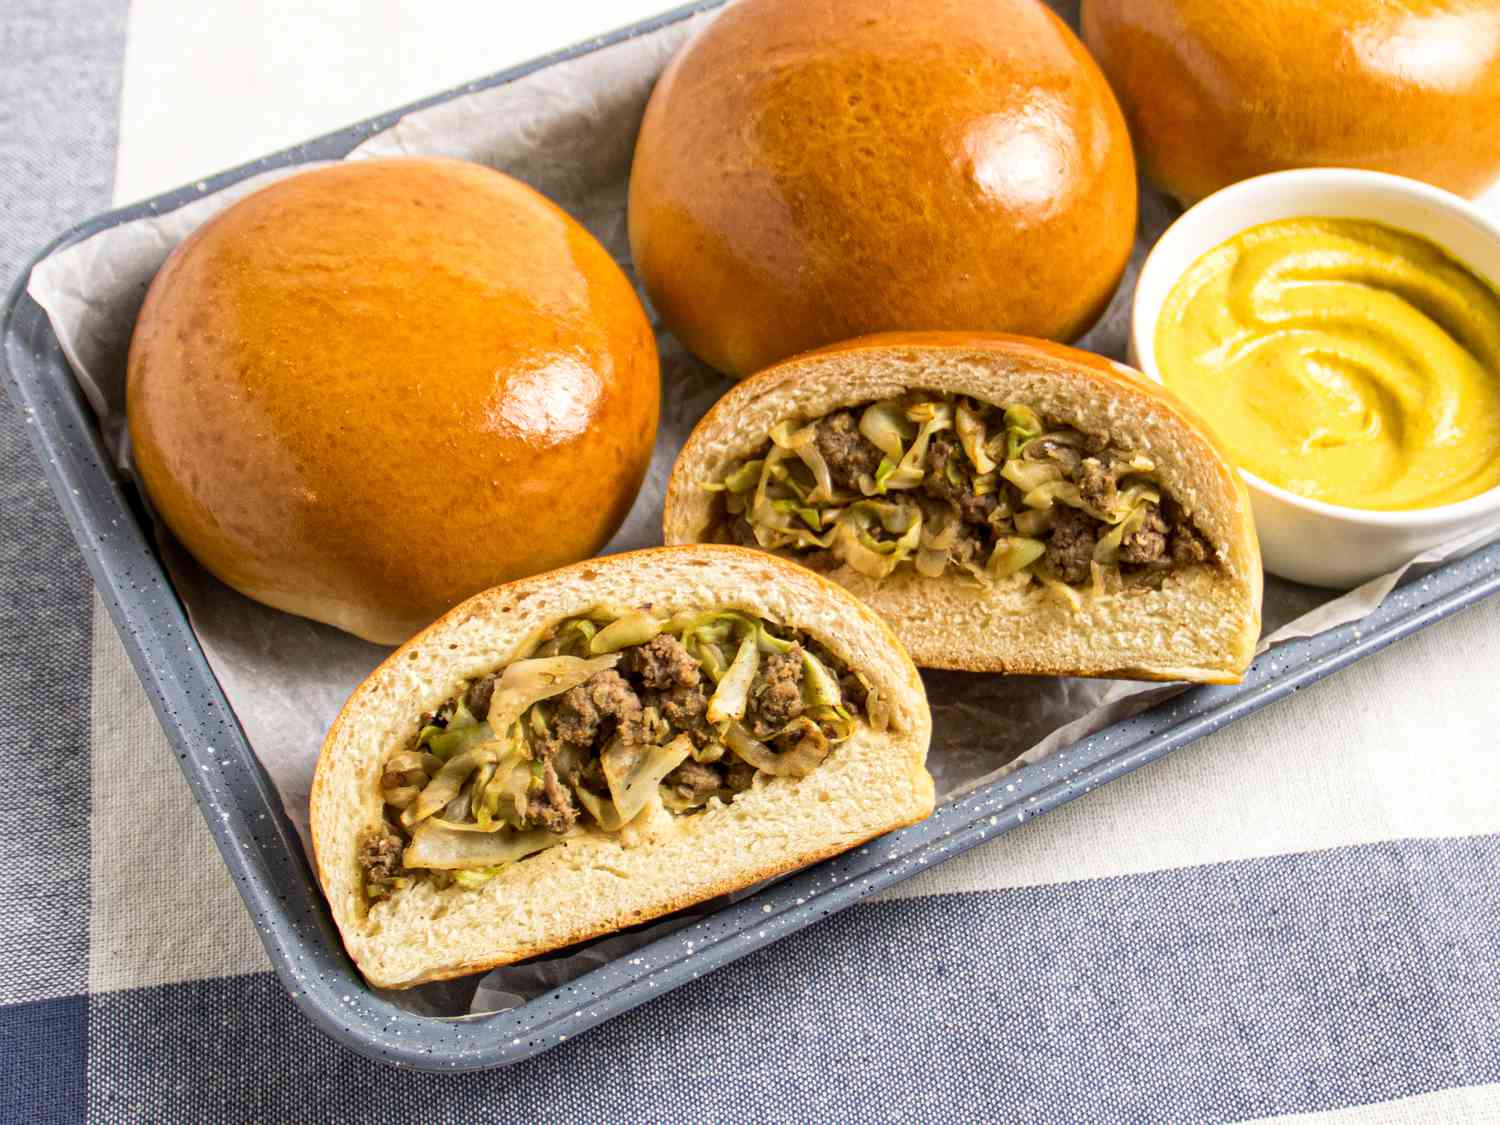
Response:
1130,168,1500,588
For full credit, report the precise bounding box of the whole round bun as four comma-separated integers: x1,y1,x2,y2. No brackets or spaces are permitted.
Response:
1083,0,1500,204
628,0,1137,379
127,158,659,645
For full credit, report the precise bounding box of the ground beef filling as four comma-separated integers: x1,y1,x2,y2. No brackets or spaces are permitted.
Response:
363,623,862,895
527,760,578,834
724,400,1214,589
626,634,701,690
1047,506,1098,585
816,410,883,491
667,760,725,805
747,646,805,740
923,431,1000,525
359,832,404,887
553,668,649,748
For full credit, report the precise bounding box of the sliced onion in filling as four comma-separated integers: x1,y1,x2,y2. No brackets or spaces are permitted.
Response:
955,400,996,475
724,719,829,779
402,745,500,829
590,612,664,654
572,785,629,832
485,653,621,731
987,537,1046,578
707,633,760,725
602,734,694,823
770,419,836,503
858,400,912,462
403,822,567,870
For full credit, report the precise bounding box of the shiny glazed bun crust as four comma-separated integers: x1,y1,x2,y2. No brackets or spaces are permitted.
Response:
628,0,1138,379
1083,0,1500,204
127,158,659,645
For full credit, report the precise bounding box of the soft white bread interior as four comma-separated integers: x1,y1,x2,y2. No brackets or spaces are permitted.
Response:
311,545,934,989
664,332,1263,682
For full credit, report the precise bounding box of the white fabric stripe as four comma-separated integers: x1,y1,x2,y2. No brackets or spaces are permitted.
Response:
88,597,268,993
881,593,1500,901
115,0,683,204
1239,1083,1500,1124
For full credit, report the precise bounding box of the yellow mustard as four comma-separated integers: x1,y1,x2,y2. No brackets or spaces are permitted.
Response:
1155,218,1500,510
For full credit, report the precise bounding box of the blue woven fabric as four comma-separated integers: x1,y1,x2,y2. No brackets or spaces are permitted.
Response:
63,838,1500,1123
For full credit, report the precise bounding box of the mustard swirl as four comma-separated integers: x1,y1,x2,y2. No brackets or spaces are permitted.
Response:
1156,218,1500,510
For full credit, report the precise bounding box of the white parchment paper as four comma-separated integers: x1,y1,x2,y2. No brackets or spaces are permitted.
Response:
25,5,1500,1015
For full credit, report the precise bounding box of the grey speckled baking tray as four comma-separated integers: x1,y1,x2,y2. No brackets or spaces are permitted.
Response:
4,0,1499,1072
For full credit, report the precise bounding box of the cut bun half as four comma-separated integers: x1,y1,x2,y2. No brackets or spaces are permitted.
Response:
311,545,934,989
664,333,1263,683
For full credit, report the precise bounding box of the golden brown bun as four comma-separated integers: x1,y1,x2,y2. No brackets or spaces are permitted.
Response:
127,157,659,645
311,545,934,988
1083,0,1500,204
628,0,1137,379
664,333,1263,683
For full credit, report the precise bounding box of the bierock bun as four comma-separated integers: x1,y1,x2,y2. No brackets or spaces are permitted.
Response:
311,546,935,988
1083,0,1500,203
128,157,659,645
664,333,1262,684
628,0,1138,379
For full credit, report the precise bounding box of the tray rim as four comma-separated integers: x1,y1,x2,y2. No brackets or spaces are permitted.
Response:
4,0,1499,1072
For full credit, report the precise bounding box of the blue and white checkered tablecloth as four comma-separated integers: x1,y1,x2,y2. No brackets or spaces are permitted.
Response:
3,2,1499,1121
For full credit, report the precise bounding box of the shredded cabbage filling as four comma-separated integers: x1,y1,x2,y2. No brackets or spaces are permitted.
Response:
360,608,882,899
708,392,1216,602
